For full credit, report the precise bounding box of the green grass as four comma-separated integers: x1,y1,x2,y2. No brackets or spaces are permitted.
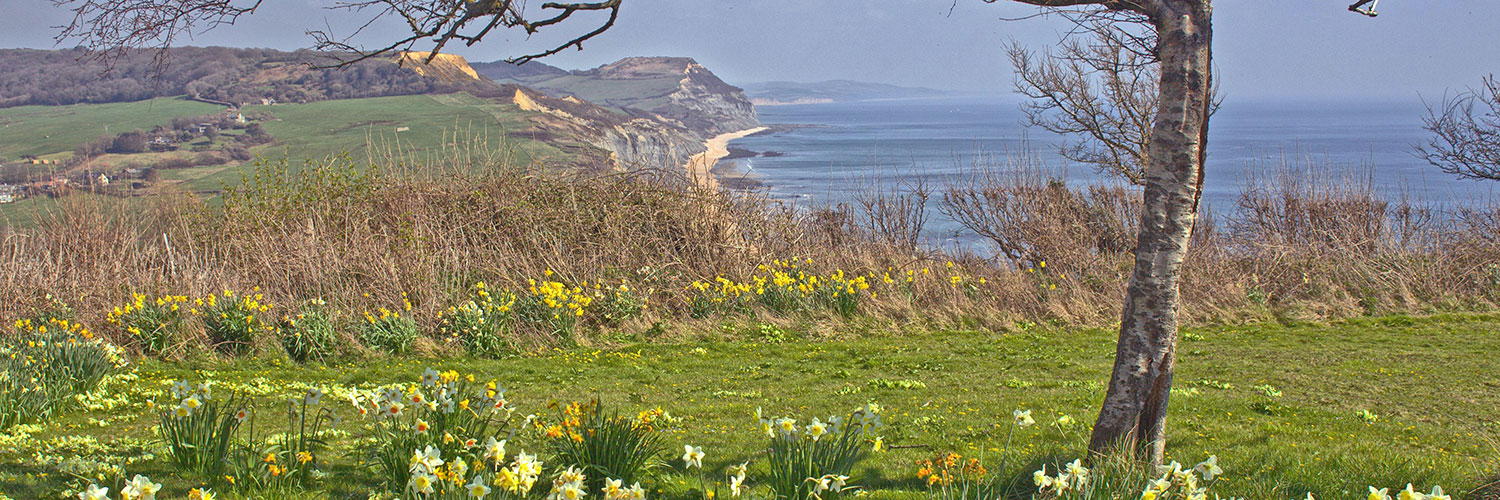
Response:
1,315,1496,500
0,98,223,159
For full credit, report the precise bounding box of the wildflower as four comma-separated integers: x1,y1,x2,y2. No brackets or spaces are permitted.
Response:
174,404,193,418
806,418,828,441
78,484,108,500
188,488,216,500
1141,490,1158,500
234,408,249,424
414,419,431,434
495,467,522,492
626,482,647,500
122,475,162,500
871,436,884,452
1399,484,1424,500
828,475,850,491
682,445,705,469
1065,459,1089,486
1428,486,1450,500
777,417,798,436
1148,476,1172,493
298,451,313,464
1055,415,1075,427
807,476,832,497
182,396,202,411
1369,487,1392,500
728,463,748,497
423,367,441,387
1193,455,1221,481
468,475,493,498
1012,409,1035,427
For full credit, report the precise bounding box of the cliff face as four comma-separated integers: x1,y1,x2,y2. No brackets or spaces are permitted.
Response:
509,86,711,171
479,57,760,167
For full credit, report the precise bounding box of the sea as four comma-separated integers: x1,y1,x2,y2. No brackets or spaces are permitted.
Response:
718,96,1497,246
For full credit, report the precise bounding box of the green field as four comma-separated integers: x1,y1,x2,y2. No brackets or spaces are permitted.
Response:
0,93,590,194
3,314,1496,500
0,98,224,159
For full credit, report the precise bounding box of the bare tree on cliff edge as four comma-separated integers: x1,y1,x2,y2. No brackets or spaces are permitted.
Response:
985,0,1375,465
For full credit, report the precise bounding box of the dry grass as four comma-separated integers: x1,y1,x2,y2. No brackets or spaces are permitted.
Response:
2,145,1497,355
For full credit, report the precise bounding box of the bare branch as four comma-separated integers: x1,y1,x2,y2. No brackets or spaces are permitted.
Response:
50,0,622,69
1417,75,1500,181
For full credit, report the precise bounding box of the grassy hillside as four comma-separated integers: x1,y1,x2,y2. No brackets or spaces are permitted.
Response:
0,97,223,159
0,314,1495,499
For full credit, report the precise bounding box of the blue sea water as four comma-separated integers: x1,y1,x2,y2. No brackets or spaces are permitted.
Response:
720,96,1496,244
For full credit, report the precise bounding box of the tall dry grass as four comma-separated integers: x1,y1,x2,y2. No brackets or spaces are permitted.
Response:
1,142,1497,354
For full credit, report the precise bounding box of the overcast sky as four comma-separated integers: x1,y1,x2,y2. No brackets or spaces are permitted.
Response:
5,1,1498,101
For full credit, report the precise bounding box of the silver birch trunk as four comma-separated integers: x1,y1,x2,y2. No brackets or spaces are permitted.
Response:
1085,0,1215,465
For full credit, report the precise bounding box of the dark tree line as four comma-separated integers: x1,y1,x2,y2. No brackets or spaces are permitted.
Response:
0,47,493,109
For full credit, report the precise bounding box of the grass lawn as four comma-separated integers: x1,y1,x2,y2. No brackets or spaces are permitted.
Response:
1,314,1496,500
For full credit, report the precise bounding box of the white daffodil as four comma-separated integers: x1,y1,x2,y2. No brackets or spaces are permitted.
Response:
1065,459,1089,486
1399,484,1425,500
602,478,624,498
467,475,493,499
483,437,507,463
828,475,850,491
303,387,323,406
627,482,647,500
806,418,828,441
410,445,445,473
1369,486,1392,500
422,367,441,387
777,417,798,436
806,475,832,496
123,474,162,500
410,472,437,495
1428,486,1450,500
1193,455,1222,481
1013,409,1035,427
1149,475,1172,493
78,484,108,500
682,445,705,469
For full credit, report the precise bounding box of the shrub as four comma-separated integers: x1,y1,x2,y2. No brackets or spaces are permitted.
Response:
158,380,246,478
194,289,274,355
544,400,669,494
106,293,189,354
278,299,339,362
438,282,517,357
759,404,881,500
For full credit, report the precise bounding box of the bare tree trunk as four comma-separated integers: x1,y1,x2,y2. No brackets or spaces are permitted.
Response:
1087,0,1214,465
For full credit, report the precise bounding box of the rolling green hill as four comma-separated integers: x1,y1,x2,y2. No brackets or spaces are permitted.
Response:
0,98,223,160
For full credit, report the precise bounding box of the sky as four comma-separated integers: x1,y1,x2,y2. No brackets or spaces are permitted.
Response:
5,1,1499,101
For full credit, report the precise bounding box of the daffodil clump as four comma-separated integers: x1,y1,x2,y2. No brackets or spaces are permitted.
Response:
541,400,669,494
516,272,595,338
359,293,420,354
192,289,274,355
105,293,189,354
158,380,246,477
1,315,128,429
758,404,882,500
223,386,333,495
439,282,518,357
689,259,876,319
347,367,515,492
277,298,339,362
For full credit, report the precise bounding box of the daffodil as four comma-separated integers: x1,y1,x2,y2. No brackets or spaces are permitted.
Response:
483,437,507,463
1033,466,1054,492
122,475,161,500
1193,455,1222,481
1399,484,1425,500
411,472,437,495
1428,486,1450,500
468,476,493,498
682,445,704,469
77,484,108,500
603,478,624,499
806,418,827,441
1369,486,1392,500
1013,409,1035,427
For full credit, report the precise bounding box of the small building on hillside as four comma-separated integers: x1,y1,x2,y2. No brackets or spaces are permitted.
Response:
0,184,21,204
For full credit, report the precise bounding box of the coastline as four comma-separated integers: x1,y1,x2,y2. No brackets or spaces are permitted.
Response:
684,126,768,190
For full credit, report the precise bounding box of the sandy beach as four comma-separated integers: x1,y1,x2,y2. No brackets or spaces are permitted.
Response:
684,126,768,190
